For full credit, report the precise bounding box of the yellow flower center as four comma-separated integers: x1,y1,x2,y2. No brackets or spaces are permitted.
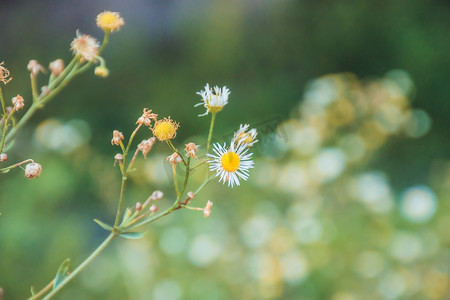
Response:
96,11,124,32
98,13,118,26
153,119,178,141
220,151,240,172
207,105,223,113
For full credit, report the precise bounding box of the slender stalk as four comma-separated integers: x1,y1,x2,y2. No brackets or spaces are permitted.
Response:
30,76,38,102
41,233,116,300
0,158,33,174
114,175,128,228
0,110,15,153
30,280,54,300
172,164,180,197
0,86,6,115
206,112,216,154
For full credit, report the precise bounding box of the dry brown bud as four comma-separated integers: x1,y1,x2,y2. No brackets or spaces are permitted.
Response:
111,130,124,146
114,153,123,166
187,191,195,199
0,153,7,162
151,190,164,201
149,204,158,213
203,200,213,218
27,60,45,77
136,108,158,126
49,59,65,76
40,86,50,97
185,143,199,159
25,162,42,179
12,95,24,111
135,202,142,212
166,152,182,164
137,137,156,158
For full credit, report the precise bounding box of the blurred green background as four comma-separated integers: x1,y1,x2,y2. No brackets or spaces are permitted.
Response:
1,0,449,299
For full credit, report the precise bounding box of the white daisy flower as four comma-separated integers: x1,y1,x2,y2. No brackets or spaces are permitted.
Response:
233,124,259,147
195,83,230,116
207,139,254,187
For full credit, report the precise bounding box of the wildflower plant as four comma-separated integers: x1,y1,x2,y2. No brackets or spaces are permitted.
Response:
0,11,258,299
0,10,124,178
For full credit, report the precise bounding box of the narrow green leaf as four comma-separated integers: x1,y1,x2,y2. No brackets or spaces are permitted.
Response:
120,208,132,226
0,168,11,174
31,286,36,296
93,219,113,231
119,231,146,239
53,258,70,290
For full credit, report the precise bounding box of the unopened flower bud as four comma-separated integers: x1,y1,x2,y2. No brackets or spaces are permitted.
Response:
136,202,142,212
27,60,45,77
166,152,182,164
185,143,199,159
149,204,158,213
12,95,24,111
0,153,7,162
151,190,163,201
114,153,123,165
25,162,42,179
49,59,65,76
40,85,50,97
111,130,124,146
187,191,195,199
94,66,109,78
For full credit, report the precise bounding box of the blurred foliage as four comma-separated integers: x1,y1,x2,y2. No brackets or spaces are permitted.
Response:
0,0,449,299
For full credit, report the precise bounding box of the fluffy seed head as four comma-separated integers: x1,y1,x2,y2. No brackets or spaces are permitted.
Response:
71,31,99,62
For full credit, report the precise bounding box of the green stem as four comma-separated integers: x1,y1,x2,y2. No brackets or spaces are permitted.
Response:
40,233,116,300
206,112,216,155
0,110,15,153
195,176,214,195
0,158,33,174
114,175,128,228
30,76,38,102
0,86,5,115
172,164,180,198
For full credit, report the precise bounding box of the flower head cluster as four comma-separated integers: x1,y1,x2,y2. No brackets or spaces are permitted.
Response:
137,108,158,126
152,117,179,141
0,62,12,84
96,11,125,32
71,31,99,62
233,124,258,147
195,83,230,116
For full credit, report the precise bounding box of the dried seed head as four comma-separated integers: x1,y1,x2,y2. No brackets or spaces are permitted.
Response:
149,204,158,213
25,162,42,179
166,152,182,164
49,59,65,76
136,108,158,126
111,130,124,146
151,190,164,201
185,142,199,159
137,137,156,158
0,61,12,85
0,153,8,162
12,95,24,111
96,11,125,32
71,31,99,62
152,117,179,141
203,200,213,218
94,66,109,77
27,60,45,77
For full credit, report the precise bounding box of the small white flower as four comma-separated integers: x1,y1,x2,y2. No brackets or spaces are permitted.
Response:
207,139,254,187
233,124,258,147
195,83,230,116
